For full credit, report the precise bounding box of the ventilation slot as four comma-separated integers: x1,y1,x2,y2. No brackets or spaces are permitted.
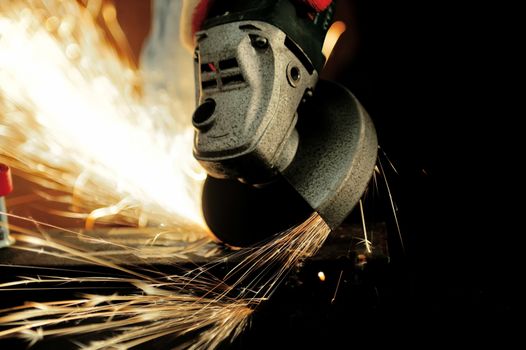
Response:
201,79,217,90
219,58,239,71
222,74,244,86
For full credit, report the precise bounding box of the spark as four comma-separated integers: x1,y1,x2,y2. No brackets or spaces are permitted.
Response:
0,213,331,349
377,155,405,252
0,0,207,232
318,271,326,282
331,270,344,304
322,21,347,61
0,1,338,348
359,199,372,254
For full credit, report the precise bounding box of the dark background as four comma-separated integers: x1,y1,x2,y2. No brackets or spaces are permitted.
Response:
237,0,517,347
319,0,518,343
234,1,518,347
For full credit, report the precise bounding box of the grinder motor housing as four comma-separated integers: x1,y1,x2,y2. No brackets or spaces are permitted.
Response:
192,0,378,244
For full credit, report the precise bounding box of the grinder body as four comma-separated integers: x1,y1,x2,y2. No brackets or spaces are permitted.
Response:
192,0,378,245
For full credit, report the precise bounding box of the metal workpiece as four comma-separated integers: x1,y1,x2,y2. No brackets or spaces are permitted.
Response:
193,21,318,185
283,80,378,229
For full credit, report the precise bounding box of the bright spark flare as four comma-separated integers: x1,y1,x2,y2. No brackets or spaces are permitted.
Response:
0,1,337,349
318,271,326,282
322,20,346,61
0,213,331,349
0,0,206,231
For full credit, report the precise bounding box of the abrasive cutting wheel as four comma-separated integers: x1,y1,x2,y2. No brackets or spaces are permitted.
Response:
200,81,377,247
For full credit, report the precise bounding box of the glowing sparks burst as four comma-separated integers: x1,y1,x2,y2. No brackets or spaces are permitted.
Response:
0,0,206,231
0,214,331,349
0,1,337,349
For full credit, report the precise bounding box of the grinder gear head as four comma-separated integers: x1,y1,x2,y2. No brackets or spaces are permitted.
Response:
193,20,318,185
191,0,378,246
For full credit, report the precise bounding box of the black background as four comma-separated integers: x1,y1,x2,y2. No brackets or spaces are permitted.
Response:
231,1,518,347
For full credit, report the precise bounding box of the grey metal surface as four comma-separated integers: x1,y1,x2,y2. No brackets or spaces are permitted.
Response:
283,80,378,229
193,21,318,184
0,197,14,248
193,22,377,233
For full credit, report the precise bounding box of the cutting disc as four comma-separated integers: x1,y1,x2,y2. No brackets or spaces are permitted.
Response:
202,175,313,247
201,80,377,247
